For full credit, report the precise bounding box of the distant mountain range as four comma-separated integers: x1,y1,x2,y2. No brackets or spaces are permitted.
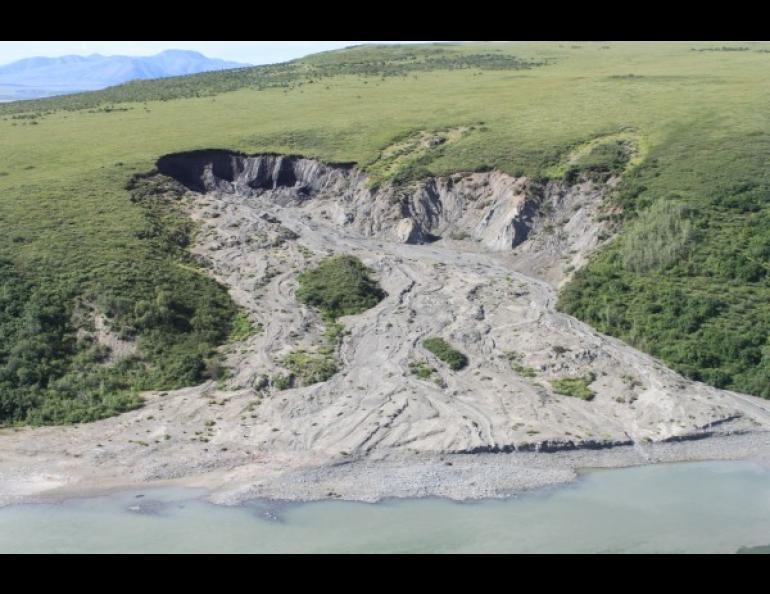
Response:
0,50,249,101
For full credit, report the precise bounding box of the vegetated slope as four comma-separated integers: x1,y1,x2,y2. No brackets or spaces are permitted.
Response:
0,172,240,424
1,41,770,427
0,43,547,115
559,128,770,397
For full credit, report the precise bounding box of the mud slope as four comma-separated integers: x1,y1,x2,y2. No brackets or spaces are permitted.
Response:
3,150,770,505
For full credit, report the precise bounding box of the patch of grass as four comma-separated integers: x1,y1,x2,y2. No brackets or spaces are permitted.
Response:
296,255,385,319
280,349,338,387
423,337,468,370
408,359,436,380
215,367,232,390
550,373,597,400
271,373,294,391
322,319,346,347
365,127,473,187
229,312,255,342
563,138,633,184
512,363,538,378
503,351,538,377
543,131,643,181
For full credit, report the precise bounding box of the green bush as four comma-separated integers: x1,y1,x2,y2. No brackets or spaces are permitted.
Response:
511,363,537,378
271,373,294,391
409,360,436,379
296,255,385,319
504,351,537,377
550,374,596,400
621,200,695,273
280,350,338,386
422,337,468,370
229,312,255,342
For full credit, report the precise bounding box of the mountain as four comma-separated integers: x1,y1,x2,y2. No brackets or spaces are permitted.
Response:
0,50,248,101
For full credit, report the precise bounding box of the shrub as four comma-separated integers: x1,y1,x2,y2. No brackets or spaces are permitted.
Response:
229,312,254,342
550,373,596,400
511,363,537,378
503,351,537,377
280,350,338,386
408,360,436,379
296,255,385,319
621,200,695,273
271,373,294,391
422,337,468,370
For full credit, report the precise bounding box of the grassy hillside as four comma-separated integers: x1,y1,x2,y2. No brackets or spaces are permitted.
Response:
1,41,770,424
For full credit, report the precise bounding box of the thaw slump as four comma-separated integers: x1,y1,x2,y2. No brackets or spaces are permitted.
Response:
151,150,770,456
3,150,770,507
157,150,609,279
158,151,542,251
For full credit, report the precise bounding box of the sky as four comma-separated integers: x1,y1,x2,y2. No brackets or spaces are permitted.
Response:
0,42,438,67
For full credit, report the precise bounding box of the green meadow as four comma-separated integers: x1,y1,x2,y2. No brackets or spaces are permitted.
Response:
1,41,770,424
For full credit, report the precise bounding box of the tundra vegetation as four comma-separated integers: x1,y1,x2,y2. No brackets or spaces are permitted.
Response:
295,255,386,320
422,338,469,371
409,360,437,380
274,255,385,388
504,352,538,378
1,41,770,424
550,373,597,401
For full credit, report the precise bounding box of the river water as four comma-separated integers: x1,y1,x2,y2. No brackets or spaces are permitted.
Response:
1,461,769,553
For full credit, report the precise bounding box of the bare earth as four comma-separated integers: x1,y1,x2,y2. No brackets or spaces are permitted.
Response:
3,153,770,506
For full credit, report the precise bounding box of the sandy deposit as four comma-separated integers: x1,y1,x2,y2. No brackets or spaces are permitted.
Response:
2,151,770,506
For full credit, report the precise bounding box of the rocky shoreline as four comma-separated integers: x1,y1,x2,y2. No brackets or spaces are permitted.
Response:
3,430,770,508
206,430,770,504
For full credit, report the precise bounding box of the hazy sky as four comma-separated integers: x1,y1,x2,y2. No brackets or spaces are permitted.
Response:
0,41,437,67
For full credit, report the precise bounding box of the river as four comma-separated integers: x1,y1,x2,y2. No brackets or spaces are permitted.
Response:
1,461,769,553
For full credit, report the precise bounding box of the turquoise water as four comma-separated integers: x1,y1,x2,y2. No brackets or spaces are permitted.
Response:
1,461,770,553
